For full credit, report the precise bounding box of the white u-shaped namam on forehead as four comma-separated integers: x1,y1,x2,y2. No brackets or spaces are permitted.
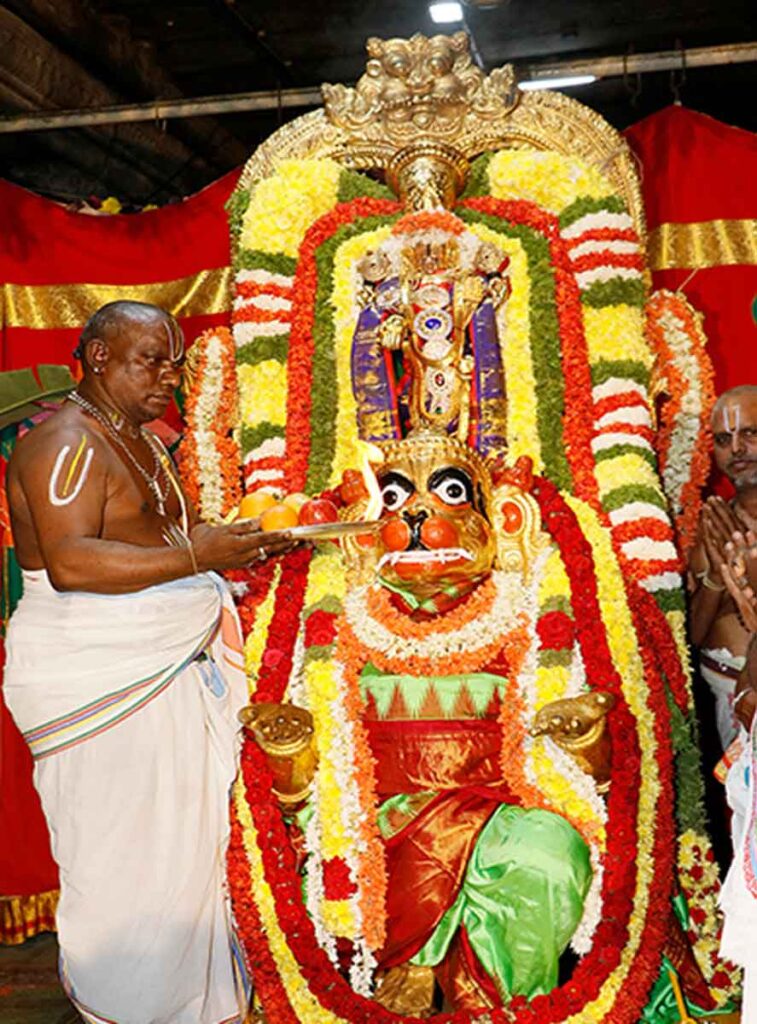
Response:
163,316,185,364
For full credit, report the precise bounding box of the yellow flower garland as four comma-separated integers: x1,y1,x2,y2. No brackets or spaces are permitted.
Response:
238,361,288,429
487,151,614,213
240,159,343,258
583,306,651,366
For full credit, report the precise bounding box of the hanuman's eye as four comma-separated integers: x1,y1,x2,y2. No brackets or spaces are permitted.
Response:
381,479,413,511
431,477,470,506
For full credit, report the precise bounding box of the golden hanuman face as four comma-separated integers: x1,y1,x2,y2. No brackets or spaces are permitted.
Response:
373,438,496,600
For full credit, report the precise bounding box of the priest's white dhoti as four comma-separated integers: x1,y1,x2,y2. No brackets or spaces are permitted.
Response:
4,569,249,1024
699,646,745,751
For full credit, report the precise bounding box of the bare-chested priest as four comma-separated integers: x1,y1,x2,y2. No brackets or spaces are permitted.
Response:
4,300,292,1024
689,385,757,750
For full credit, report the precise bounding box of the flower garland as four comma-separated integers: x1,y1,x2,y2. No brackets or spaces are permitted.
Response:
177,326,242,521
486,151,615,214
645,290,716,556
247,546,312,701
341,573,527,676
676,828,741,1005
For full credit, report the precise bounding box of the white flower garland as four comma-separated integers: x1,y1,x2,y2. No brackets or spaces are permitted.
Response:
343,569,525,663
194,333,226,523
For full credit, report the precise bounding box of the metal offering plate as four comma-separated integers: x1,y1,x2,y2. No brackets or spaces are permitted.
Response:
284,520,380,541
236,519,380,541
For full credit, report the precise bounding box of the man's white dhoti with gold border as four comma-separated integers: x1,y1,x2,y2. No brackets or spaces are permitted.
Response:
4,569,249,1024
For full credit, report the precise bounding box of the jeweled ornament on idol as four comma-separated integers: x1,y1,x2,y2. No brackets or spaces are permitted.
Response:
179,30,735,1023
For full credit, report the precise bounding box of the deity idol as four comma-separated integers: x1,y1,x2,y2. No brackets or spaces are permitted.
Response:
180,32,734,1024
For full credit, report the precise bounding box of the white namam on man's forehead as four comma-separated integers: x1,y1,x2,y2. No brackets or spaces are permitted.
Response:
162,317,185,363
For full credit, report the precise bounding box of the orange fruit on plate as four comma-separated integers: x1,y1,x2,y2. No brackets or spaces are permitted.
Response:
260,503,299,531
238,492,276,519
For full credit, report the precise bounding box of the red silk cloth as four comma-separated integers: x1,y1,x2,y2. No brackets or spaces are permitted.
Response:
366,716,517,981
0,168,238,377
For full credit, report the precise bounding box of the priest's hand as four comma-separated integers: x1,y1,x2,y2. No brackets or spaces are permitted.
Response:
190,520,297,571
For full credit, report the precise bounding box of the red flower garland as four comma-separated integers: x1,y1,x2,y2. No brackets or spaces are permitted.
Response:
536,609,576,650
251,546,312,701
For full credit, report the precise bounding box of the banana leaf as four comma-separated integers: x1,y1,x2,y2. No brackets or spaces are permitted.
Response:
0,365,76,430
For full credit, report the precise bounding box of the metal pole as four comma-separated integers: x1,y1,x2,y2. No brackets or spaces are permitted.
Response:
0,42,755,134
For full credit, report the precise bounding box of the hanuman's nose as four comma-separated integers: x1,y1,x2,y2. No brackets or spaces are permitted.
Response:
401,508,428,540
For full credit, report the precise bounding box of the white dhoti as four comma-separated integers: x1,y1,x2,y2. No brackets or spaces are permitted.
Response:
721,720,757,1018
699,647,745,751
4,570,249,1024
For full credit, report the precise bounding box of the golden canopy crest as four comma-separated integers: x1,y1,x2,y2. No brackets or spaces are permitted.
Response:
322,32,518,145
237,32,646,245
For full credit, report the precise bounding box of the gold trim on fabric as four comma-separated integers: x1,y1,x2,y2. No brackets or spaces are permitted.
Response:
3,267,232,330
649,219,757,270
0,889,58,945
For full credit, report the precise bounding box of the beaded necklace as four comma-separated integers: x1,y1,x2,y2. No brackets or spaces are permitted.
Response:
68,390,171,515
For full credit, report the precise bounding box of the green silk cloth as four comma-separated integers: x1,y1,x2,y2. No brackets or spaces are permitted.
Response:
360,667,505,721
378,797,592,1001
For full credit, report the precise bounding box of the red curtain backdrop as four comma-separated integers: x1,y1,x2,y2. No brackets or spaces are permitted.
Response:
625,105,757,393
1,107,755,942
0,169,238,941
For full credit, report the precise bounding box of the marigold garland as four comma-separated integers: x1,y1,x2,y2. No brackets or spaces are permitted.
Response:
646,290,716,556
177,327,242,520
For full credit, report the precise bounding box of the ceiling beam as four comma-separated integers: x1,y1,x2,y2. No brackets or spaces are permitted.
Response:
0,40,754,135
1,0,248,168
